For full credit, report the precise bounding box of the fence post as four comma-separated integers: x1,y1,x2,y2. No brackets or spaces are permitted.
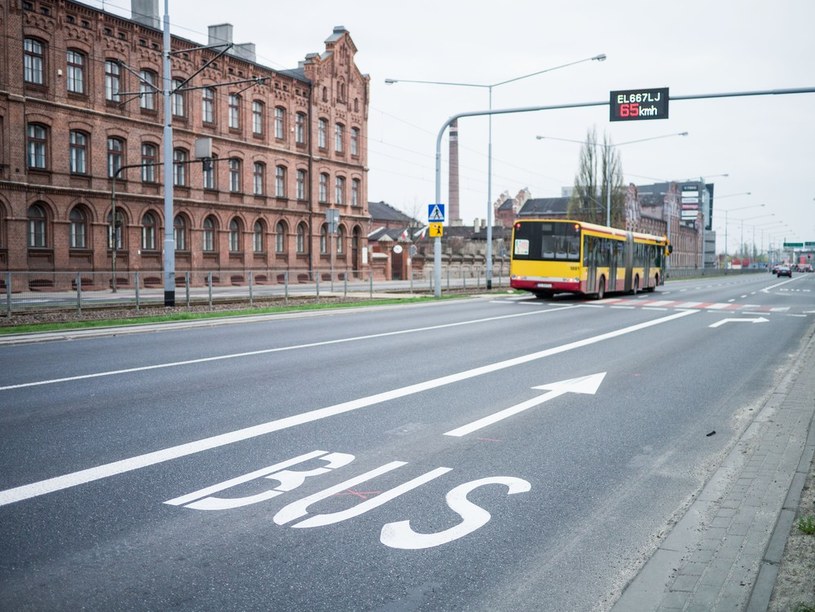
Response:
369,271,373,299
76,273,82,315
208,272,213,310
185,272,191,307
5,272,11,316
343,274,348,298
284,270,289,305
135,272,140,311
315,273,320,303
249,270,254,307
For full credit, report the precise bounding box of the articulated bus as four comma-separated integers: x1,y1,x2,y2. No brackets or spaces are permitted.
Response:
510,219,670,299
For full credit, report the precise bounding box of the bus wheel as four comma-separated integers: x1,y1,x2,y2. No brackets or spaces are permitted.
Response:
632,275,639,295
596,277,606,300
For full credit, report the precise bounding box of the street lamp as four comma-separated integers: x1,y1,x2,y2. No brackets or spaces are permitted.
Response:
732,212,774,257
721,201,761,258
386,53,606,290
536,131,688,226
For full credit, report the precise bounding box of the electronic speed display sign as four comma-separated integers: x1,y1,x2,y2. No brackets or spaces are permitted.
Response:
610,87,669,121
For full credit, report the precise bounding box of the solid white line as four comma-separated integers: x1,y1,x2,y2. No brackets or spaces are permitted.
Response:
0,309,697,507
444,389,562,437
0,306,582,392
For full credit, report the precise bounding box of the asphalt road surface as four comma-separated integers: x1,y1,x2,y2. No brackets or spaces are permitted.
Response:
1,272,813,611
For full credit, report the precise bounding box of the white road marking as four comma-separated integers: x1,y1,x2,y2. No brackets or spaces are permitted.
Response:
0,309,697,507
0,306,582,392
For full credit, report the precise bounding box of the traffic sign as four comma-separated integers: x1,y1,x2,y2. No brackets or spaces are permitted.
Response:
429,223,444,237
610,87,669,121
784,242,804,248
428,204,445,223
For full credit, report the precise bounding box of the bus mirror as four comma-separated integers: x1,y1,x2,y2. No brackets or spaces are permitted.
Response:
666,245,673,255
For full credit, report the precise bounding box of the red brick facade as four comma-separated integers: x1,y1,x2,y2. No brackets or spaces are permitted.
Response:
0,0,370,289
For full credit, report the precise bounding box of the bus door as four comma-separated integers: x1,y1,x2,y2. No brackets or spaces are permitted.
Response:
608,240,619,292
585,235,596,292
643,244,652,286
623,234,634,292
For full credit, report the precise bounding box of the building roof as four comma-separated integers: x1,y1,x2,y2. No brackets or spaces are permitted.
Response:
368,201,417,224
517,197,571,217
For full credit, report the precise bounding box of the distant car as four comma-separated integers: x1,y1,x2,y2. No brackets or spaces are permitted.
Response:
776,265,792,278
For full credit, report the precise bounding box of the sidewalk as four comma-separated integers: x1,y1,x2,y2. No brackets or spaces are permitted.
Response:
613,324,815,611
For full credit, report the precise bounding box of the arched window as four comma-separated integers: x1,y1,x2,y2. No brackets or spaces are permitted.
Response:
174,215,187,251
228,94,241,129
105,60,121,102
318,118,327,149
171,78,186,117
252,101,264,135
69,130,89,175
296,169,307,200
139,69,158,110
69,207,88,249
275,165,287,198
253,162,265,195
141,143,158,182
229,158,242,193
202,87,216,124
296,222,307,254
203,216,217,252
275,221,287,254
274,107,286,140
108,137,125,178
295,112,306,145
28,204,47,247
66,49,86,94
141,212,157,250
253,221,264,253
24,38,45,85
337,225,346,255
319,173,329,203
229,218,242,252
27,124,48,169
173,148,188,186
320,223,329,254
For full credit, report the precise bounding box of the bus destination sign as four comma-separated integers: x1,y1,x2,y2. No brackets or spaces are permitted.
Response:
609,87,669,121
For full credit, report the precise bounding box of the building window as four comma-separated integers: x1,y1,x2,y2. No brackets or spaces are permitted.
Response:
173,148,188,186
229,218,241,252
139,70,157,110
335,123,344,154
202,87,215,124
296,222,307,254
105,60,121,102
203,216,216,252
319,173,329,203
275,165,286,198
318,118,327,149
141,212,157,250
253,162,265,195
337,225,346,254
295,112,306,145
335,176,346,205
352,178,360,207
27,124,48,170
24,38,45,85
66,50,85,94
69,207,87,249
141,143,158,183
253,221,264,253
229,158,242,193
351,127,360,157
274,107,286,140
171,78,186,117
28,204,48,247
252,101,264,135
275,221,286,254
228,94,241,129
296,169,306,200
320,224,328,255
69,130,88,175
108,137,125,178
174,215,187,251
203,154,217,190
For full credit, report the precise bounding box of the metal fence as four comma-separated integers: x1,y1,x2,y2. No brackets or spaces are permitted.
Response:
1,267,509,316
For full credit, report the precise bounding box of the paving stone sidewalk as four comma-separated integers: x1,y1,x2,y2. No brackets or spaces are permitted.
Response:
613,324,815,611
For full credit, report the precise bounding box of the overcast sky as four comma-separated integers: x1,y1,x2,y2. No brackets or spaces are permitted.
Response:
91,0,814,253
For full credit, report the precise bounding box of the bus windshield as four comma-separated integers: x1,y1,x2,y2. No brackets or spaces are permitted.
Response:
513,221,580,262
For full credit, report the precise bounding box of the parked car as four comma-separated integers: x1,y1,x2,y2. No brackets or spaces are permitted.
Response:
776,265,792,278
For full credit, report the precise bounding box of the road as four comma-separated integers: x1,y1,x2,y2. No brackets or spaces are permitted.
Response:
1,272,813,611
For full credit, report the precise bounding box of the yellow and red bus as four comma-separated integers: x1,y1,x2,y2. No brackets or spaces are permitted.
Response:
510,219,669,299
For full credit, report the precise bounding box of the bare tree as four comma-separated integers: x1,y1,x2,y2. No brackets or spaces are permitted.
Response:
567,127,624,227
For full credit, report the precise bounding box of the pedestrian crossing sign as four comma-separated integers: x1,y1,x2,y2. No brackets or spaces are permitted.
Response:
428,204,445,223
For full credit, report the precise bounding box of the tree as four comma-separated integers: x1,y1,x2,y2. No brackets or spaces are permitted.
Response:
567,127,625,227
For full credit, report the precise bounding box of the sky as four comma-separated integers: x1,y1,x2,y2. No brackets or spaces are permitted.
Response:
88,0,815,254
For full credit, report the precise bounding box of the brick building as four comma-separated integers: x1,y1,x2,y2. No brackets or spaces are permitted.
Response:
0,0,370,290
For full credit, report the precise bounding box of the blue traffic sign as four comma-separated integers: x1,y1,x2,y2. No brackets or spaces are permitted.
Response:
428,204,445,223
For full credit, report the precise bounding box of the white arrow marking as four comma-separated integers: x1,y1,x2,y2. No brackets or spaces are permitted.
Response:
444,372,606,437
709,316,769,328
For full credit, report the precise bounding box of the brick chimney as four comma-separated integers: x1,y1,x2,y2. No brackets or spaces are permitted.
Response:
448,119,460,225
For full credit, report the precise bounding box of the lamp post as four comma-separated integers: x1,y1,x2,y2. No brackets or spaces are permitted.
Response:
721,201,760,260
386,53,606,290
733,212,774,258
536,131,688,226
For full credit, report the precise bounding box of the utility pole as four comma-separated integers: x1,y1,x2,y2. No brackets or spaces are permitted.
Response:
162,0,175,306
